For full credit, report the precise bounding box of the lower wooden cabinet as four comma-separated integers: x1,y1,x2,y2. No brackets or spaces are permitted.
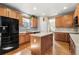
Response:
19,33,30,45
55,32,75,54
19,33,26,44
69,37,76,55
55,32,70,42
19,32,38,45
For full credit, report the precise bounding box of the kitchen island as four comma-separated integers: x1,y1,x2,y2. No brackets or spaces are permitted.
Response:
30,32,53,55
53,28,79,55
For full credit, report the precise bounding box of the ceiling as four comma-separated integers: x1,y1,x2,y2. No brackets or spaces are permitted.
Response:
3,3,77,17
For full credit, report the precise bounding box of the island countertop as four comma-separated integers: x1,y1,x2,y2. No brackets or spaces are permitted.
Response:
30,32,53,37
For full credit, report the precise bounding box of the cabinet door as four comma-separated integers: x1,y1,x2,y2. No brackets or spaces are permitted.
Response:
16,12,20,19
26,33,30,42
18,14,22,25
19,34,26,44
56,13,73,28
55,32,70,42
76,5,79,25
74,4,79,25
31,36,41,55
63,14,73,28
55,16,63,28
69,37,75,54
6,8,17,19
31,17,38,28
0,7,7,16
10,10,17,19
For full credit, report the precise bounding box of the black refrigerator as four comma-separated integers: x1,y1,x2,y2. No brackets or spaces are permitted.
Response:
0,16,19,55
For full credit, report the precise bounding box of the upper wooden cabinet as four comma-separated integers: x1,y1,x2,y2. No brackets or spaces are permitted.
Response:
55,13,73,28
55,16,63,27
6,8,16,19
31,16,38,28
0,7,7,16
0,6,22,24
74,4,79,25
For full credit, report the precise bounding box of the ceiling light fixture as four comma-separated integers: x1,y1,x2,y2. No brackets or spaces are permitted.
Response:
33,6,37,10
64,6,68,9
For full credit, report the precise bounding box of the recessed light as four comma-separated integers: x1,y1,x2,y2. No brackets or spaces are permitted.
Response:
42,13,46,16
33,7,37,10
64,6,68,9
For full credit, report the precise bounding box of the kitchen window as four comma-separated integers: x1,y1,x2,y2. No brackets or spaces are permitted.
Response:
22,17,31,29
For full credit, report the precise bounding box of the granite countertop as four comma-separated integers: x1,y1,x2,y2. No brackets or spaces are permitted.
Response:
53,28,79,34
19,30,40,33
19,27,40,33
30,32,53,37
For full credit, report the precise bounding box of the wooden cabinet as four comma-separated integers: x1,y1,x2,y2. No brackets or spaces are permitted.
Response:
31,16,38,28
30,34,53,55
0,6,22,24
26,33,30,42
55,13,73,28
69,36,75,55
55,32,76,54
18,13,22,25
0,7,7,16
0,7,17,19
74,4,79,25
19,33,26,44
55,32,70,43
6,8,16,18
55,16,63,28
19,33,30,45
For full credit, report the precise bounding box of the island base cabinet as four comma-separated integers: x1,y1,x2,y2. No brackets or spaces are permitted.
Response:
30,34,53,55
31,37,41,55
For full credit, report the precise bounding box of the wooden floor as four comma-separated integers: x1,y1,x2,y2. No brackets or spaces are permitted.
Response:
53,41,71,55
5,40,71,55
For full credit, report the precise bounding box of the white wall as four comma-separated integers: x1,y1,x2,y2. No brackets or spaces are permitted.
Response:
48,17,55,31
38,17,48,32
38,17,56,32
